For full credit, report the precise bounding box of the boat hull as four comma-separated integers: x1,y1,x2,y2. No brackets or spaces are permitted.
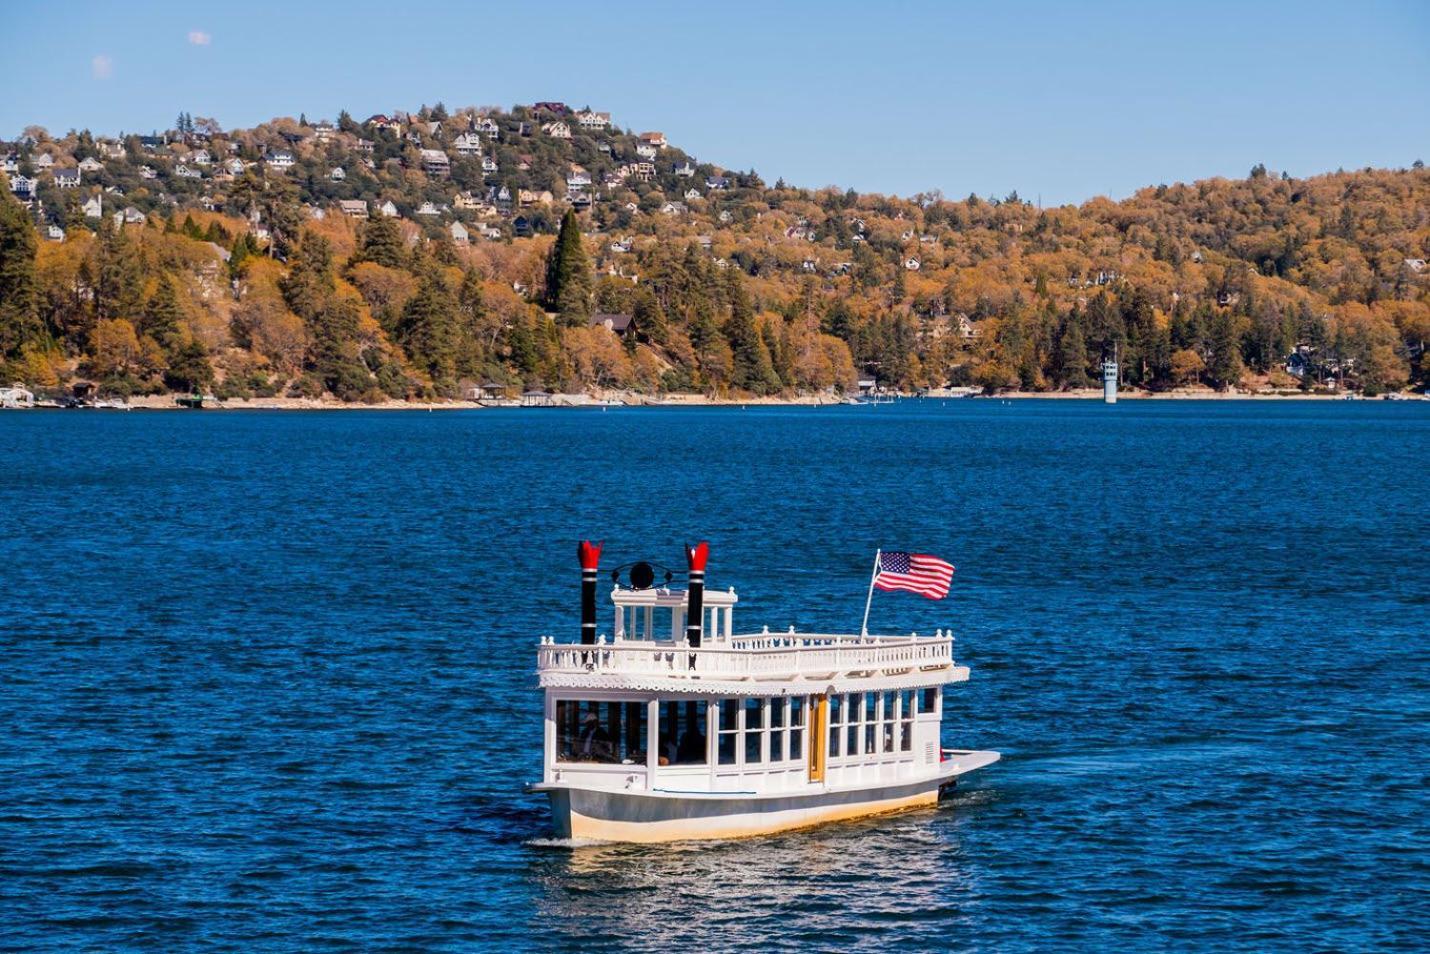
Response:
535,751,998,843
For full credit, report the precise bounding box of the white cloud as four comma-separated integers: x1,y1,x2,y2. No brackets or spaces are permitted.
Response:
188,30,211,46
91,55,113,79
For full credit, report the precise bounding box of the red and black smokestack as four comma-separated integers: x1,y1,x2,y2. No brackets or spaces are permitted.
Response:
685,541,709,647
578,540,602,644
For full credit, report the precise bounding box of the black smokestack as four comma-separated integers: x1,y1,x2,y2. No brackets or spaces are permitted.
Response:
685,541,709,647
578,540,602,644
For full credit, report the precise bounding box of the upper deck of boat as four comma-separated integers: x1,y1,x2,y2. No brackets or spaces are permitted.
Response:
538,586,963,693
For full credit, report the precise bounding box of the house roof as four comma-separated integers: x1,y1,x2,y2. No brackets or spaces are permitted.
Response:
590,312,633,332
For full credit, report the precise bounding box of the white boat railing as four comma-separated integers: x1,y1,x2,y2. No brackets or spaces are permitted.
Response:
536,632,953,679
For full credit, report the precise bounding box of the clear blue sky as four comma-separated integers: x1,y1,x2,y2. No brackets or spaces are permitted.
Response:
4,0,1426,206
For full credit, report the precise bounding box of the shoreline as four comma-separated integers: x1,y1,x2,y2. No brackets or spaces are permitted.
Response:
9,389,1424,412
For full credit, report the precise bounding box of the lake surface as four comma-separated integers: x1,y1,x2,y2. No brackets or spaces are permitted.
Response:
2,401,1427,951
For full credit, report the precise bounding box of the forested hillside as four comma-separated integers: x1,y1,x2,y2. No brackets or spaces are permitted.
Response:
1,103,1427,400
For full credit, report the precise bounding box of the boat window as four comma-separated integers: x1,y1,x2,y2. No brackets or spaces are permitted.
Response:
555,699,647,765
789,697,805,760
717,698,739,765
921,686,939,715
900,690,915,751
881,691,898,754
769,699,785,762
744,698,764,764
656,700,709,765
828,694,843,757
846,693,862,756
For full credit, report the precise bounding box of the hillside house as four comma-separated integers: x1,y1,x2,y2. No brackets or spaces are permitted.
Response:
34,153,54,169
77,156,104,173
684,188,702,201
512,215,534,237
415,201,440,216
449,221,469,244
718,210,733,223
1,154,16,174
354,139,374,153
339,199,368,218
609,238,633,253
174,164,201,179
224,157,245,175
190,149,212,166
379,200,399,217
53,168,81,188
632,161,656,181
452,132,483,156
519,189,554,206
533,101,569,114
82,195,103,218
904,258,921,270
45,224,64,241
367,114,400,131
97,140,125,159
266,151,296,170
674,161,696,177
576,110,611,129
541,121,572,139
118,207,147,226
1405,258,1427,273
705,175,730,190
481,156,499,173
639,132,667,148
635,143,658,160
476,117,500,138
660,201,687,216
454,191,482,210
329,166,346,181
566,168,592,191
420,149,451,176
589,312,634,336
313,121,336,142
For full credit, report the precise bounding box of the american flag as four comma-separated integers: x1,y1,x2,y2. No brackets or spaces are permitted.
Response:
874,551,955,599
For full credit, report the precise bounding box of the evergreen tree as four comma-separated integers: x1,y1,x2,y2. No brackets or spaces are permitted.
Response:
543,208,592,325
632,286,667,346
93,220,144,326
0,189,41,360
353,214,407,269
724,273,780,393
1053,313,1090,388
165,340,213,392
399,272,458,386
1207,312,1244,388
280,232,335,321
143,273,183,349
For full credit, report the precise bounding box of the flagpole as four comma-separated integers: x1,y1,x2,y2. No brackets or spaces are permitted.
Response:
860,549,880,637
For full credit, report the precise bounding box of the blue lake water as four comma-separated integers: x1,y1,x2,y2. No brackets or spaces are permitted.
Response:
1,400,1427,951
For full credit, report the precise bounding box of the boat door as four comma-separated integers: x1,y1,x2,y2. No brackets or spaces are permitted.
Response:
809,693,828,783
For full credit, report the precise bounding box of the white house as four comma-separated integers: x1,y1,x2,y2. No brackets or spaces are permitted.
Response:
34,153,54,169
452,132,483,156
635,143,658,160
541,121,572,139
684,187,701,201
338,199,368,218
674,161,695,178
313,121,336,142
476,117,500,138
46,224,65,241
78,156,105,173
904,258,921,271
379,200,399,218
174,164,202,179
53,168,81,188
329,166,346,181
82,195,103,218
639,131,667,147
481,156,498,173
449,221,469,244
660,201,687,216
576,110,610,129
190,149,212,166
415,201,439,216
224,157,245,175
266,151,296,170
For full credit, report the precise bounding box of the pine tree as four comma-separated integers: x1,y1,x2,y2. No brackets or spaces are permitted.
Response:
1053,314,1090,389
353,214,406,269
724,273,779,394
94,220,144,326
400,272,458,385
544,208,591,325
0,189,41,361
632,286,667,346
1207,312,1243,388
143,273,183,350
280,232,335,321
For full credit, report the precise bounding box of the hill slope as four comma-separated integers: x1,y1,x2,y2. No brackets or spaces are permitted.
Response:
1,103,1427,400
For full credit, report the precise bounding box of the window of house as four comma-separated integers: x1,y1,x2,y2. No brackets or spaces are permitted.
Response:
657,700,708,765
556,699,647,765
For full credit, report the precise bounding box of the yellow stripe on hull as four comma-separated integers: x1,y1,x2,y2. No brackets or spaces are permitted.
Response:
566,789,939,843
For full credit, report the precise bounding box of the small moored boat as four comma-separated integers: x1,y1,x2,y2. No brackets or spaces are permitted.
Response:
528,542,998,843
